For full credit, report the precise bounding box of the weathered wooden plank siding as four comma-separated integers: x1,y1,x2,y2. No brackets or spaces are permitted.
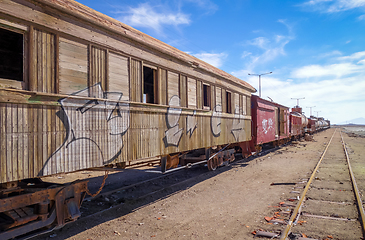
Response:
0,0,254,183
216,87,222,107
242,95,247,115
234,93,240,114
59,38,88,94
29,29,55,92
221,89,226,113
90,46,106,93
187,78,196,108
196,80,202,109
247,96,251,116
210,85,215,109
167,71,179,102
158,68,167,105
108,53,129,101
179,75,187,108
130,59,142,102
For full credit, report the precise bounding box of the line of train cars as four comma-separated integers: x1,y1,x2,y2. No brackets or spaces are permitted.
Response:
0,0,329,239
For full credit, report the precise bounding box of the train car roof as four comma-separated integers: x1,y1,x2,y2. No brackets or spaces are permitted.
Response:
251,95,289,109
36,0,256,93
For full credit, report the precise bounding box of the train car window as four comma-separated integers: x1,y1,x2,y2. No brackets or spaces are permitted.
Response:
226,91,232,113
203,84,211,109
0,27,23,82
143,66,157,104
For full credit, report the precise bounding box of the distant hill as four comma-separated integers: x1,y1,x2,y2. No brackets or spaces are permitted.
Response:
337,117,365,125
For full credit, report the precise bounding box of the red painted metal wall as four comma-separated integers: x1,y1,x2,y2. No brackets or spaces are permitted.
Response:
250,96,290,147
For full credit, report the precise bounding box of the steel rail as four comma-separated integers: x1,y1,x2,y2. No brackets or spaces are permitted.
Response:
280,128,337,240
340,129,365,236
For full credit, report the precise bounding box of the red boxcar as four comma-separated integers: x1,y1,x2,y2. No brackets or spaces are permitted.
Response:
289,106,308,138
307,116,317,134
247,96,290,153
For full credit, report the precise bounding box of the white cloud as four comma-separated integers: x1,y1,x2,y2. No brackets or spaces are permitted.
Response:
245,74,365,124
316,50,342,59
337,51,365,61
184,0,218,15
115,3,190,34
300,0,365,13
241,51,252,59
359,14,365,20
242,20,294,71
291,63,364,78
191,52,228,68
291,50,365,78
235,49,365,124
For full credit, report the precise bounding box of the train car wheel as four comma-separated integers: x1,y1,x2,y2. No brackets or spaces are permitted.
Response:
207,157,217,171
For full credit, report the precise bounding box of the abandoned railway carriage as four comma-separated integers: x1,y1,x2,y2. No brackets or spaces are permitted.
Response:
0,0,255,238
246,95,290,154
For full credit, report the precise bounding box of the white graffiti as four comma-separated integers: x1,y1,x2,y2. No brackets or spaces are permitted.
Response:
186,110,197,137
211,104,222,137
262,118,274,134
164,95,184,147
231,105,246,141
44,83,129,175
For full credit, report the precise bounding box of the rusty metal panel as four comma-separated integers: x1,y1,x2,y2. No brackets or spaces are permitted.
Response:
251,96,277,145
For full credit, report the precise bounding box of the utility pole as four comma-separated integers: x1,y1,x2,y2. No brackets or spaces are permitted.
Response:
248,72,272,98
314,111,321,118
306,106,316,117
291,97,305,107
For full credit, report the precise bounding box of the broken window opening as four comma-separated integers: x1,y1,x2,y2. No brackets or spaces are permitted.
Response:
226,91,232,113
0,27,23,81
143,66,157,104
203,84,211,109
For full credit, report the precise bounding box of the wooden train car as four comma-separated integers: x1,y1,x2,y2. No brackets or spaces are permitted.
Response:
0,0,255,238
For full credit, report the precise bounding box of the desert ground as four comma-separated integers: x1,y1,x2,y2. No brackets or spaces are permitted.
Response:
39,127,364,240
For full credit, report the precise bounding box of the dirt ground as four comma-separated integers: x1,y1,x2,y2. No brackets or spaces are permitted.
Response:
40,127,364,240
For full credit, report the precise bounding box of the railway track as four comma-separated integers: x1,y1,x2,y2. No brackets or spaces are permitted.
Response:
280,129,365,240
33,142,287,240
78,145,286,220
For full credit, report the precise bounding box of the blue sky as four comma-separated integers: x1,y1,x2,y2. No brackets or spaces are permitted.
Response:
78,0,365,124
